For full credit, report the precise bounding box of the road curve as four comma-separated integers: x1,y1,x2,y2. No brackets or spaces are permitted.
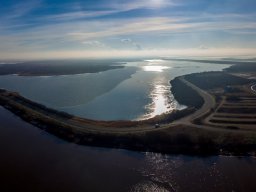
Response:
174,76,216,125
251,83,256,94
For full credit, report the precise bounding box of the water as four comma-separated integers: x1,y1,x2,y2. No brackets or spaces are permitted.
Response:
0,59,254,191
0,59,230,120
1,107,256,192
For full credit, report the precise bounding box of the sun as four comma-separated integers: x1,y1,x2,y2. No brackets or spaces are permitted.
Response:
150,0,167,8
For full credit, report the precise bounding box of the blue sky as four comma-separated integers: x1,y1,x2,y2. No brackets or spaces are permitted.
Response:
0,0,256,59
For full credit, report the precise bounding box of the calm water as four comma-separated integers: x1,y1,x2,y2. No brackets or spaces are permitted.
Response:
1,107,256,192
0,59,230,120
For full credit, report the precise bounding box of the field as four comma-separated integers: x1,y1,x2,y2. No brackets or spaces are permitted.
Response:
178,71,256,132
204,84,256,130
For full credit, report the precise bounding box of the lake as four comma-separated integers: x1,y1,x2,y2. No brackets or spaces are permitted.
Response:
0,59,230,120
1,107,256,192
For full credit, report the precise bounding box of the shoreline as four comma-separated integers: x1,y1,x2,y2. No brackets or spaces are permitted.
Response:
1,70,256,156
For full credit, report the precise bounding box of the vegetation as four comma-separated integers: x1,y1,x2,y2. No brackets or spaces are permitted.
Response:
226,62,256,73
0,60,124,76
185,72,251,90
166,58,256,66
171,77,204,108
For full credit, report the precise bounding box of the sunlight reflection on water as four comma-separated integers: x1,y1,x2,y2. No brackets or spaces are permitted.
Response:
143,65,170,72
130,152,183,192
143,83,172,119
138,59,186,120
139,76,186,120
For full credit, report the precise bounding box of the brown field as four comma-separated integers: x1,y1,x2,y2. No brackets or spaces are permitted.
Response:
201,82,256,131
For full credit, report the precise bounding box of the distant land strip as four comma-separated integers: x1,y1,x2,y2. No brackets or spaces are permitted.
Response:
0,60,125,76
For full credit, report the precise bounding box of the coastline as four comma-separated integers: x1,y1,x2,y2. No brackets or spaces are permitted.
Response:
1,70,256,156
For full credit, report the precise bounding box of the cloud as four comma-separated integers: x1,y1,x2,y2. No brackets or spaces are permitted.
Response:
121,38,132,43
33,0,178,23
43,10,116,22
0,0,256,59
199,45,209,50
68,17,191,40
121,38,142,50
1,15,256,54
108,0,177,10
0,0,42,33
135,43,142,50
6,0,42,19
82,41,105,47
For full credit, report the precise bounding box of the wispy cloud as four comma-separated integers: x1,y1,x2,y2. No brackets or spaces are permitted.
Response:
38,0,177,22
43,10,116,22
67,16,256,41
68,17,191,40
121,38,142,50
82,41,106,48
5,0,42,19
0,0,42,34
1,15,256,52
107,0,177,10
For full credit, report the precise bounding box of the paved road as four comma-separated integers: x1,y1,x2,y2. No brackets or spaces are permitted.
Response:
251,83,256,94
173,76,215,124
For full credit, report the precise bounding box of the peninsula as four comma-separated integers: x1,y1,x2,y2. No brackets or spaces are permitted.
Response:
1,62,256,155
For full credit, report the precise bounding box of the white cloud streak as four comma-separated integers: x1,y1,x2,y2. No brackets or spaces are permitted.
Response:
1,15,256,53
82,41,105,47
37,0,177,22
121,38,142,50
4,0,42,19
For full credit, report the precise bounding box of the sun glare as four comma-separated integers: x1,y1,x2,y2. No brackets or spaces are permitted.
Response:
150,0,166,8
143,65,170,72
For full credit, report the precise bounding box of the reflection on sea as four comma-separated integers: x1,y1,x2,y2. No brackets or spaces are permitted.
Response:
140,77,185,120
143,65,170,72
131,152,180,192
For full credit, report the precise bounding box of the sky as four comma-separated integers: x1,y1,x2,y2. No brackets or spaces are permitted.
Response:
0,0,256,59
